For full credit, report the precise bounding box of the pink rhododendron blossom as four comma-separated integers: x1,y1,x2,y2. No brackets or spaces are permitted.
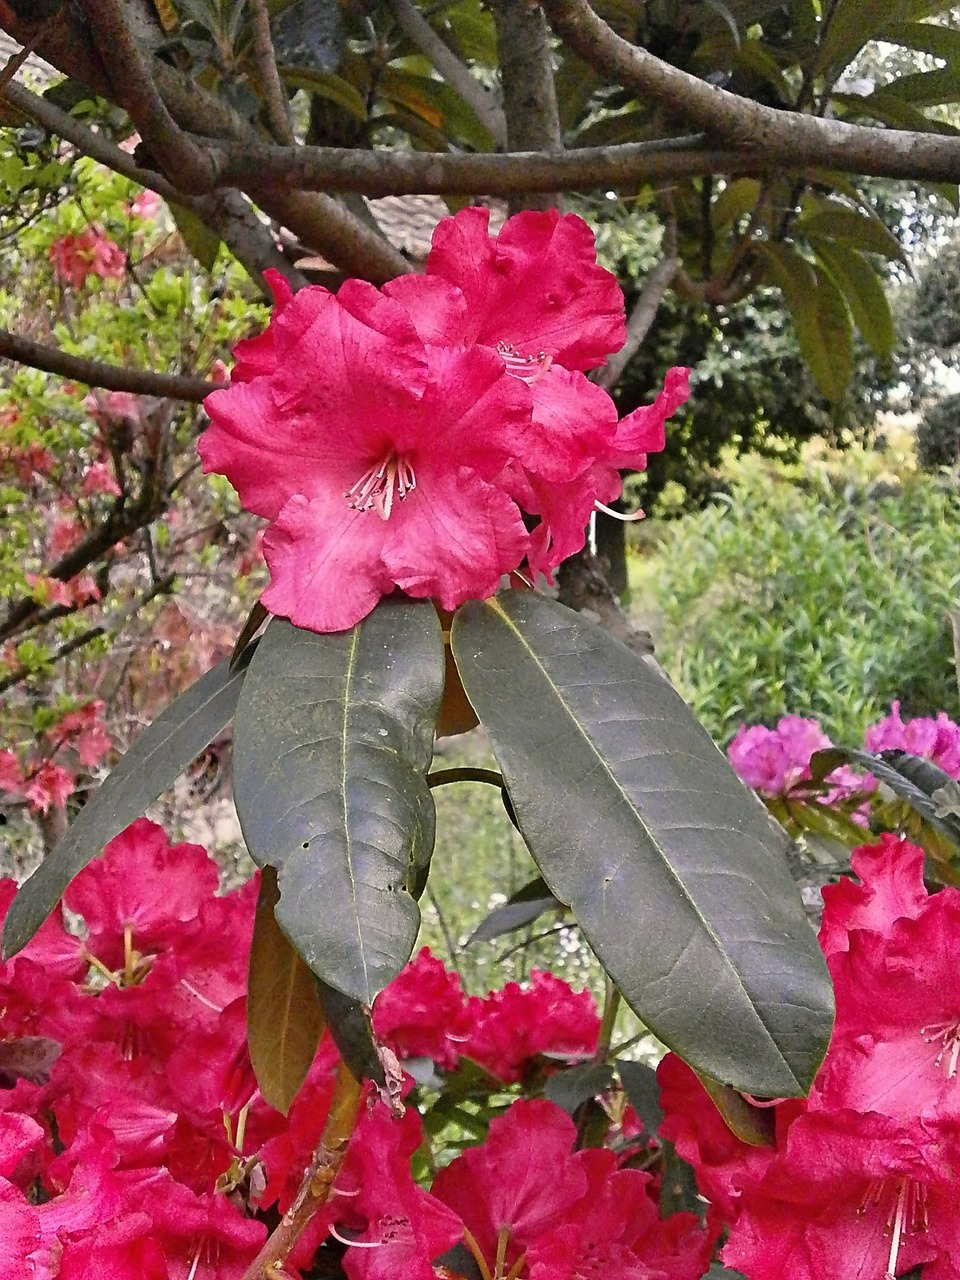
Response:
372,947,473,1070
464,969,600,1082
200,209,688,632
129,189,162,221
0,749,24,793
865,701,960,778
85,389,143,428
728,714,874,804
49,228,126,288
63,818,219,967
22,761,74,813
817,835,928,960
321,1097,462,1280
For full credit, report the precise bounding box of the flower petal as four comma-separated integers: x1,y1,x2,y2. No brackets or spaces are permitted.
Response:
261,490,395,633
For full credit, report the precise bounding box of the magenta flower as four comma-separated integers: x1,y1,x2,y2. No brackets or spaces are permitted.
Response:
371,947,474,1072
865,702,960,779
49,228,126,289
201,210,688,633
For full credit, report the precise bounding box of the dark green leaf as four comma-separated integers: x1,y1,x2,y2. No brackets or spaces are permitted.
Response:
451,592,834,1097
316,981,384,1085
232,602,444,1004
247,867,326,1114
815,0,910,75
616,1058,663,1137
544,1062,615,1114
1,651,255,960
659,1140,702,1217
466,875,564,944
796,203,906,262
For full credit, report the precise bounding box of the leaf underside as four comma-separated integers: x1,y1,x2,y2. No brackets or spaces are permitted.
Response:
247,867,326,1114
232,600,445,1005
451,591,834,1097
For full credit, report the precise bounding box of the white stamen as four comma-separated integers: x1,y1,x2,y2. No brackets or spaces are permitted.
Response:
346,454,417,521
921,1021,960,1077
328,1224,384,1249
885,1181,909,1279
593,500,645,522
496,341,553,385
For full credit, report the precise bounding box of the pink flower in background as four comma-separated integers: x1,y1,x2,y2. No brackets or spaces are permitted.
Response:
22,761,74,814
49,228,126,289
865,702,960,778
47,701,112,769
728,714,874,805
129,190,162,221
201,209,688,633
81,461,121,497
84,390,143,428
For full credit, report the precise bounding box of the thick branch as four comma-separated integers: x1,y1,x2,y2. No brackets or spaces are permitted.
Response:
0,329,222,402
491,0,562,212
81,0,221,193
540,0,960,181
248,0,294,145
593,221,677,392
385,0,507,150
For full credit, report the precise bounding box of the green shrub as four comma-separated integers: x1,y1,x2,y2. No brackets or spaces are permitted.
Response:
917,393,960,471
644,450,960,743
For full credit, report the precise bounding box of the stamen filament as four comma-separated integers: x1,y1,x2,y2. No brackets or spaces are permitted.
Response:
593,500,645,522
885,1180,908,1279
346,453,416,521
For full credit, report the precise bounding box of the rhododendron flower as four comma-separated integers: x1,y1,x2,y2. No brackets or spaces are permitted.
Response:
47,700,112,768
464,969,600,1082
865,702,960,779
372,947,473,1071
201,209,688,632
49,228,126,289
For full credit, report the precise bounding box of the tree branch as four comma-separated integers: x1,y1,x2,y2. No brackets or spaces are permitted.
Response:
0,329,222,402
248,0,294,145
385,0,507,150
539,0,960,182
3,81,306,294
80,0,221,193
593,220,677,392
490,0,563,212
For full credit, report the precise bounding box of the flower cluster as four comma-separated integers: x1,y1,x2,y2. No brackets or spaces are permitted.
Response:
659,831,960,1279
49,227,127,289
728,705,960,805
0,700,112,815
1,818,715,1279
200,208,690,633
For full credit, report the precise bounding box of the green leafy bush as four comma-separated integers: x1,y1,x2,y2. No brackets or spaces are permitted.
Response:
645,448,960,743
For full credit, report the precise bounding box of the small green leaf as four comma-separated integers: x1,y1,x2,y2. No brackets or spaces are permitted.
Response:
544,1062,615,1114
759,245,852,402
232,602,444,1004
1,652,255,960
452,592,835,1097
796,203,906,262
466,875,564,944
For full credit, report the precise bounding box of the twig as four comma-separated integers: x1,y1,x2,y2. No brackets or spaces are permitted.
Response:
82,0,220,193
2,82,304,293
425,885,459,969
248,0,294,145
592,218,677,392
239,1061,363,1280
0,13,61,93
0,573,176,696
0,328,222,402
385,0,507,149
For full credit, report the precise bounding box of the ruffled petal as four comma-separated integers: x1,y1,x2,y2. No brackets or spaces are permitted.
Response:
425,208,626,369
261,490,395,633
383,468,529,612
606,366,690,468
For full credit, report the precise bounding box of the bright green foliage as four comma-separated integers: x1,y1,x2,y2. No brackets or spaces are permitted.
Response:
646,449,960,744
